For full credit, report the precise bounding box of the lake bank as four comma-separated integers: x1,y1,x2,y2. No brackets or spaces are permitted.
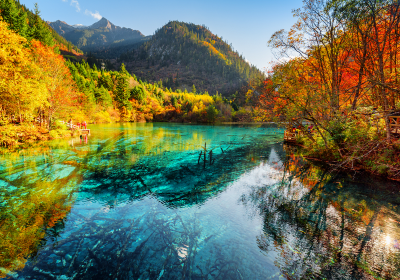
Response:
284,135,400,181
0,124,80,151
0,121,278,151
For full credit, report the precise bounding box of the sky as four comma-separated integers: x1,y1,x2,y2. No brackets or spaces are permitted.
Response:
21,0,304,72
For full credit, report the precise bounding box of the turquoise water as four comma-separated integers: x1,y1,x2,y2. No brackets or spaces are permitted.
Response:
1,123,400,279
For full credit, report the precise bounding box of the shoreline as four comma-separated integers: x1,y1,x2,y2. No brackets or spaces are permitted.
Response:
3,122,399,182
0,124,80,152
285,143,400,182
1,121,280,151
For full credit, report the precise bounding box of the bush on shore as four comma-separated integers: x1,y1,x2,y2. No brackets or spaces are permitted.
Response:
0,124,73,149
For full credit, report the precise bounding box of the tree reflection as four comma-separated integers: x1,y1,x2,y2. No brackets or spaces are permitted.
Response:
0,145,80,278
61,124,284,208
0,124,284,278
243,147,400,279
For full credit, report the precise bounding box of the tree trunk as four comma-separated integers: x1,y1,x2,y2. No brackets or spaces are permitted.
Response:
385,113,391,140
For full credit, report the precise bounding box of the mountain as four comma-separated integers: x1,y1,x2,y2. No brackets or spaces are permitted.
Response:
48,20,75,34
116,21,264,98
49,17,147,51
87,17,119,31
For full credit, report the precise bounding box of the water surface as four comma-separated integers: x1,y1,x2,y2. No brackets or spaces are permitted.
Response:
1,123,399,279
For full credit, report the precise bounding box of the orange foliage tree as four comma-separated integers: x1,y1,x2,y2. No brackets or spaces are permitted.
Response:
261,0,400,142
30,40,84,128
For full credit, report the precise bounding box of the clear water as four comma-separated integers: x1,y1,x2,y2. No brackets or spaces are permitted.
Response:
1,123,400,279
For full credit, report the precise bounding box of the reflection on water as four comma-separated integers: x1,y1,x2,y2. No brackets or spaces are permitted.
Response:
0,123,399,279
243,148,400,279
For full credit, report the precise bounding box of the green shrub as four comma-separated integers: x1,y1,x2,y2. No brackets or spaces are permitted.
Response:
206,105,219,123
130,86,147,103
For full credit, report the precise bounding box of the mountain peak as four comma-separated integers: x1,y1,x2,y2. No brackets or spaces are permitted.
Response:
53,20,69,25
48,20,75,34
89,17,117,30
49,17,145,50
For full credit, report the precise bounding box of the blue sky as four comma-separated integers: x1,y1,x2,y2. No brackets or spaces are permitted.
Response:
21,0,303,72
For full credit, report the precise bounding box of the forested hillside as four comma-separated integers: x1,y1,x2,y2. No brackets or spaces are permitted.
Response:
0,0,83,59
117,21,265,99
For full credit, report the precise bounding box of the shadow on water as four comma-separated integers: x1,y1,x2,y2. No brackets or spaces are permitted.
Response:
1,123,400,279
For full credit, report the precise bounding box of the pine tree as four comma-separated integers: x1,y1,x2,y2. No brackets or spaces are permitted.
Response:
94,86,112,107
28,3,53,46
119,63,129,76
0,0,28,38
77,62,88,78
115,75,131,109
98,73,113,91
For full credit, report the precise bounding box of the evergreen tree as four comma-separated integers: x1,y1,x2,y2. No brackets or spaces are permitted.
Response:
94,86,112,107
206,105,219,123
0,0,28,38
83,81,96,105
170,96,178,107
28,3,53,46
115,75,131,109
119,63,129,76
98,73,113,91
130,86,147,103
77,62,88,78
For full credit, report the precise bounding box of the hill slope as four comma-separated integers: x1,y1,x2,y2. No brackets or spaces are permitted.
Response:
0,0,84,60
118,21,264,97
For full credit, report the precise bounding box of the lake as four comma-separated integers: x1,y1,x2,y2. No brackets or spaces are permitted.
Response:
1,123,400,279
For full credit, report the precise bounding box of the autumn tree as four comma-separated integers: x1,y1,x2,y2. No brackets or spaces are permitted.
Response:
0,20,47,122
269,0,352,114
31,40,82,128
331,0,400,139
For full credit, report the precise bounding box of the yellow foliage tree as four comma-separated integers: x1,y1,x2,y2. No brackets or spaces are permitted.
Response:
0,20,48,122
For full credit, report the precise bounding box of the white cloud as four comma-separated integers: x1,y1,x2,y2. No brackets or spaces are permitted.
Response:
85,10,102,20
70,0,80,12
62,0,68,2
